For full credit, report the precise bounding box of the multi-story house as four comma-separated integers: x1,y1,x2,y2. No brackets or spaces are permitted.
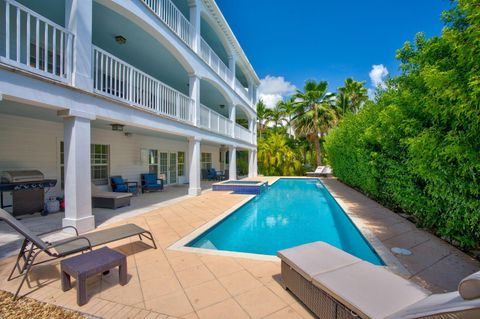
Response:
0,0,259,233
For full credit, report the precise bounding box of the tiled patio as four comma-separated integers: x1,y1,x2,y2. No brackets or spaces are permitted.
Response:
0,177,478,319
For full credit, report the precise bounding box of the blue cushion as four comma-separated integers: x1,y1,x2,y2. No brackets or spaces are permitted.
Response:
146,184,163,189
127,184,138,193
111,177,127,192
144,174,157,185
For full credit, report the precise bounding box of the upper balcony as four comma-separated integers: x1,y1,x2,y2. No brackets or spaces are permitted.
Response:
0,0,256,145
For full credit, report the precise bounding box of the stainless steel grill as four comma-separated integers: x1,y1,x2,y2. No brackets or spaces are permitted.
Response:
0,170,56,217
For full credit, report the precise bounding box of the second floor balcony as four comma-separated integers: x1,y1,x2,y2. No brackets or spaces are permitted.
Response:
0,0,256,145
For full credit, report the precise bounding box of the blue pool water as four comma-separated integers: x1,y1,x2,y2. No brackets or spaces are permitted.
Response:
188,178,384,265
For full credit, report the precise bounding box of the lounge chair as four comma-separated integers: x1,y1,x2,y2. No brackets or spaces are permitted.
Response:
0,208,156,300
91,183,132,209
110,176,139,194
207,168,226,181
306,166,332,177
141,173,164,193
278,242,480,319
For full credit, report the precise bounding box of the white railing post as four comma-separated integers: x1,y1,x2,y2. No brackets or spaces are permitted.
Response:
5,1,10,60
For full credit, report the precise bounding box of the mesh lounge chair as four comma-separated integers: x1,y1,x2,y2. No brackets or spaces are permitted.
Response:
278,242,480,319
0,209,156,300
141,173,164,193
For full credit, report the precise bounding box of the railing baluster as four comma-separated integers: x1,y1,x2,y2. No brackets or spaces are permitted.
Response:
52,28,56,75
26,13,30,66
60,31,64,76
16,6,20,62
35,18,39,69
5,1,10,60
44,22,48,72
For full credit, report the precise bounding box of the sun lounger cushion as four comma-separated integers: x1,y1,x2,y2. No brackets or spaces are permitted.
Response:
386,291,480,319
52,224,147,255
92,191,132,199
278,241,361,281
459,271,480,300
312,261,430,319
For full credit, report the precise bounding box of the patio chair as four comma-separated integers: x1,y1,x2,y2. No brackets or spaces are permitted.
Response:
91,183,132,209
278,242,480,319
0,208,156,300
141,173,164,193
110,176,139,194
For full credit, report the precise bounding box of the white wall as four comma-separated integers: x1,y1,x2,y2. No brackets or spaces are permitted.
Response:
0,114,221,206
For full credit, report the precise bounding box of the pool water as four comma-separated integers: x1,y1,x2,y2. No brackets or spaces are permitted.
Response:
188,178,384,265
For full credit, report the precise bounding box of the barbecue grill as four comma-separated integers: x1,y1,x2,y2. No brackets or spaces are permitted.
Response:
0,170,57,216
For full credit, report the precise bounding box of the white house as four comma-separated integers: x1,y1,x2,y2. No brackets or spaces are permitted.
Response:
0,0,259,233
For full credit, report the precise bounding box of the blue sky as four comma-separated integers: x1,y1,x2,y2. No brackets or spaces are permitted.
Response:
216,0,451,106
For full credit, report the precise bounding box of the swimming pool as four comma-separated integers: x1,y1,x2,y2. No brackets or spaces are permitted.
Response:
188,178,384,265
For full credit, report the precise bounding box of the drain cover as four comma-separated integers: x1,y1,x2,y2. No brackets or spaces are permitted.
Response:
391,247,412,256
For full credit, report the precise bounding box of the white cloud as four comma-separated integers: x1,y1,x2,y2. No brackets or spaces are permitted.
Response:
258,76,296,108
369,64,389,88
368,64,389,99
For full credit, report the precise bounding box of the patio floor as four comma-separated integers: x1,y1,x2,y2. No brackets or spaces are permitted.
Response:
0,177,478,319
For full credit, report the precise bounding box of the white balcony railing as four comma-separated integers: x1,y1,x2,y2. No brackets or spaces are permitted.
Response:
235,123,252,143
200,38,233,85
93,46,192,123
200,104,232,136
1,0,73,82
141,0,193,47
235,78,250,103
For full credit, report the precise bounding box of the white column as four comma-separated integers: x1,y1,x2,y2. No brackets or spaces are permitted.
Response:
65,0,93,91
229,145,237,180
253,150,258,176
228,55,236,87
189,74,201,126
58,110,96,234
229,104,236,138
249,118,255,144
188,136,202,196
188,0,201,53
248,150,255,178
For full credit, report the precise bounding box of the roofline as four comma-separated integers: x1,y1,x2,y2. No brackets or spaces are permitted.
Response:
202,0,261,85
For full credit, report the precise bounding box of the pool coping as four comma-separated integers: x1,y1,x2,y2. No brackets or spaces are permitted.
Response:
169,177,411,276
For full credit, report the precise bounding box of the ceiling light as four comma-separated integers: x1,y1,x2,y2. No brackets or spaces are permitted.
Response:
115,35,127,45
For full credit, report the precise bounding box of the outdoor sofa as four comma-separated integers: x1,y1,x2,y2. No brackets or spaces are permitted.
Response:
91,182,132,209
278,241,480,319
0,208,156,300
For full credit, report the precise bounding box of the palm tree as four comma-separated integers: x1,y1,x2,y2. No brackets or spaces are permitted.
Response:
258,133,302,176
337,78,368,115
293,80,336,165
276,97,296,135
256,99,271,138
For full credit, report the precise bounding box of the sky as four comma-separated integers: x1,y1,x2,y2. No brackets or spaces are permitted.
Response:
216,0,452,107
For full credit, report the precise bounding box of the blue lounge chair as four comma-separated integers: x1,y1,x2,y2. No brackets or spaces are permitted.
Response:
141,173,164,193
110,176,139,194
207,168,226,181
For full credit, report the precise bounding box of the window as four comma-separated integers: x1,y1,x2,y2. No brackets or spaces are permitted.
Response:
60,142,110,188
159,152,168,180
148,150,158,174
178,152,185,176
201,152,212,170
91,144,110,184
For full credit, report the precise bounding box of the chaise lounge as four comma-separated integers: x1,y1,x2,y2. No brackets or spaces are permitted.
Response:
91,183,132,209
278,242,480,319
0,209,156,300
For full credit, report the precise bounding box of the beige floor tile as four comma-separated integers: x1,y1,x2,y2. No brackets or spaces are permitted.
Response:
289,302,317,319
168,254,204,272
200,255,244,278
264,307,305,319
265,281,298,305
234,286,286,319
134,309,153,319
95,301,119,318
117,306,143,319
144,290,194,317
218,270,263,296
175,264,215,288
196,298,250,319
184,279,230,310
141,274,182,300
101,303,127,319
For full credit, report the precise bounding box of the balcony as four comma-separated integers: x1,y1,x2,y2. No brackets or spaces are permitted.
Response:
199,104,232,136
141,0,254,107
0,0,73,82
234,123,252,143
93,46,193,124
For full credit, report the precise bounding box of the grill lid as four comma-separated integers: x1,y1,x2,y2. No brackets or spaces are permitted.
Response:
1,170,45,183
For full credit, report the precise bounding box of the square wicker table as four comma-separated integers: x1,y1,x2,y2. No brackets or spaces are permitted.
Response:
60,247,127,306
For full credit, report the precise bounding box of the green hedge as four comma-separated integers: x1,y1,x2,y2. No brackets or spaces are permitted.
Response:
325,0,480,249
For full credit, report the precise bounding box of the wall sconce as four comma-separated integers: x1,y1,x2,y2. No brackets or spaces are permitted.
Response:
115,35,127,45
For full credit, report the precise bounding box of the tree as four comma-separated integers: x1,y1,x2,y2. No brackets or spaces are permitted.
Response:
336,78,368,115
293,80,336,165
258,133,302,176
256,99,271,138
